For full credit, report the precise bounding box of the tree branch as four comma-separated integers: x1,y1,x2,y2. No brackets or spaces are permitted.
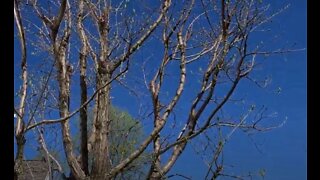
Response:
26,66,128,131
111,0,172,72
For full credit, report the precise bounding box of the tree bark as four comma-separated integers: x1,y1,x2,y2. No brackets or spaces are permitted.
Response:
91,71,112,179
14,135,26,180
78,0,89,174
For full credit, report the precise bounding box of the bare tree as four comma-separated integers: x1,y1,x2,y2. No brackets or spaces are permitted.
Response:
14,0,297,179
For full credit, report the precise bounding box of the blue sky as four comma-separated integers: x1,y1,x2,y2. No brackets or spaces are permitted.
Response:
14,0,306,179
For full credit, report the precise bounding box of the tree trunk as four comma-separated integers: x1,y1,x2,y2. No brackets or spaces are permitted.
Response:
14,135,26,180
56,50,86,179
91,71,112,179
79,54,89,175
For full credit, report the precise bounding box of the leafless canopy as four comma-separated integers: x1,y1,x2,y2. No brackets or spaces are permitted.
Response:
14,0,291,179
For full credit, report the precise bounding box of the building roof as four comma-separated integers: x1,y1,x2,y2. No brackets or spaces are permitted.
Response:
20,159,60,180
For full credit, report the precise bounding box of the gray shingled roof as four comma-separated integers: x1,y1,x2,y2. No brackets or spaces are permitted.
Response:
20,159,60,180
